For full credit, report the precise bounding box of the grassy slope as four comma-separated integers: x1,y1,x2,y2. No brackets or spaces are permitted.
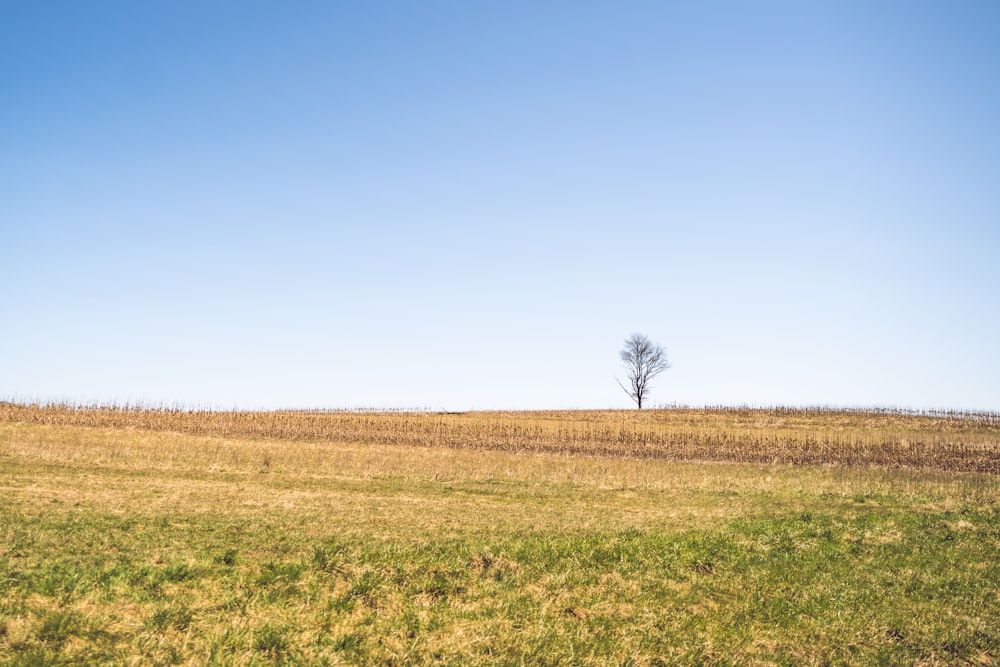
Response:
0,420,998,665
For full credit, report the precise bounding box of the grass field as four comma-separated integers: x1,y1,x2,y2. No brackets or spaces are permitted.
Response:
1,405,998,664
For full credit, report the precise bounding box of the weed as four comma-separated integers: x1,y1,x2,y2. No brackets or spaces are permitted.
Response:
162,562,195,583
346,570,382,605
36,610,82,646
253,623,291,658
147,605,194,632
312,543,347,574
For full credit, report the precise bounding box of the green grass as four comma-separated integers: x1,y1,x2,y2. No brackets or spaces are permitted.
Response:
0,421,997,664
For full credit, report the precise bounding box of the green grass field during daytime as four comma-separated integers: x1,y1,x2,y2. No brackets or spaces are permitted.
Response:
1,405,998,665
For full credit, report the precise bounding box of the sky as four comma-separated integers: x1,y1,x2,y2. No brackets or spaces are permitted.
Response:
2,1,999,411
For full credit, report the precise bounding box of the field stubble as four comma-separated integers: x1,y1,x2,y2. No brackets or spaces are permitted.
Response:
2,403,998,472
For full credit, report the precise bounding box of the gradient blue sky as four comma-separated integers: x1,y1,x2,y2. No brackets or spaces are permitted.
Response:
3,1,998,411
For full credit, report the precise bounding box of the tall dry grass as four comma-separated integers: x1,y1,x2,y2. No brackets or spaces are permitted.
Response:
1,402,997,473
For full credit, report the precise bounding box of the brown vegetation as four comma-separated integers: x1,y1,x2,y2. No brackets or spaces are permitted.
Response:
2,402,997,473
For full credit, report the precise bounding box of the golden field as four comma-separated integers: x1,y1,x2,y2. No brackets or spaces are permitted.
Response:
1,403,998,664
2,402,997,473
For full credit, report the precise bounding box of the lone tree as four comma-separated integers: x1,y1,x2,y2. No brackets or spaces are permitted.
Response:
617,333,671,409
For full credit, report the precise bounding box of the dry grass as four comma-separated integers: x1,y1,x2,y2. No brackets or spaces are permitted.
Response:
2,402,998,472
1,418,998,664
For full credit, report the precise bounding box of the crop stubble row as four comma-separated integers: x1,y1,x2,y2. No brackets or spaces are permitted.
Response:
1,402,997,473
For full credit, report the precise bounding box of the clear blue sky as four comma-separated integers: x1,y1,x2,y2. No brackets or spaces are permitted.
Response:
3,1,998,411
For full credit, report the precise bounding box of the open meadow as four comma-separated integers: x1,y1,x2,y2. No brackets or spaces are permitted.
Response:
1,404,998,665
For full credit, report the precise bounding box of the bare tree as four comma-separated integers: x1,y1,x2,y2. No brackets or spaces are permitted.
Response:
617,333,671,409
